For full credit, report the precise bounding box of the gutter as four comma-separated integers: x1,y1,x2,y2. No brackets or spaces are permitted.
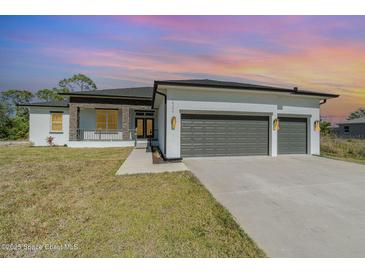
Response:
320,99,327,105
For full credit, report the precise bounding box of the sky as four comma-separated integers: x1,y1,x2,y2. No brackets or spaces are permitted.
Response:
1,16,365,123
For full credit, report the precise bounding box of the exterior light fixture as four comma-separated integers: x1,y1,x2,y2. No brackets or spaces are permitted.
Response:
314,120,321,132
273,118,280,131
171,116,176,129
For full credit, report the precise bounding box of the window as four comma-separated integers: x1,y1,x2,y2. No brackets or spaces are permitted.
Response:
344,126,350,133
51,112,63,132
135,111,154,117
96,109,118,130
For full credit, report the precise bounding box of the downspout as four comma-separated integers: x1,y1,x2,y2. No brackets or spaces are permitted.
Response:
320,99,327,105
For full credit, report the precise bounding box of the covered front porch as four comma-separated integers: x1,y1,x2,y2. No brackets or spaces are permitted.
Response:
68,102,157,146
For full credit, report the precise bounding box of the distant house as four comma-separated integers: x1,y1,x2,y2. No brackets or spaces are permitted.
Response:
337,117,365,138
329,124,340,135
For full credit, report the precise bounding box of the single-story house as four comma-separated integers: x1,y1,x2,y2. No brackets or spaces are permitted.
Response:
336,117,365,138
21,79,339,159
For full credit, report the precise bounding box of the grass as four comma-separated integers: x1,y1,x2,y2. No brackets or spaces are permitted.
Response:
0,145,264,258
321,134,365,164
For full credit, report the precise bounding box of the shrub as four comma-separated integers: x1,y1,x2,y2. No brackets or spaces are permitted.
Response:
46,136,54,146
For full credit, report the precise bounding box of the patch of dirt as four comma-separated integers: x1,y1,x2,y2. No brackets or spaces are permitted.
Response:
151,146,181,164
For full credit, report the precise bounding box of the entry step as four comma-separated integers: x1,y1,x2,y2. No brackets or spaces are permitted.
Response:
135,140,148,149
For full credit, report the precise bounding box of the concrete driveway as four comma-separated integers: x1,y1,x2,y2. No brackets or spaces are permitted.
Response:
184,155,365,257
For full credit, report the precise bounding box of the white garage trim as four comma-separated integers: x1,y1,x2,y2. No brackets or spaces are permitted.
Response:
161,86,322,159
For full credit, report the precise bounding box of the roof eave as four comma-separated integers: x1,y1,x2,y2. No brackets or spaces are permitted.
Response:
155,81,339,99
58,93,152,100
17,104,69,108
338,121,365,125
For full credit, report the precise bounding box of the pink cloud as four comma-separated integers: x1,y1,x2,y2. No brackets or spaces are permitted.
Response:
40,34,365,120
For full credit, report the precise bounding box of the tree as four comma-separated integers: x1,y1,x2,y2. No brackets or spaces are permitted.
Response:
36,73,96,101
347,107,365,120
0,100,10,139
320,120,332,135
1,89,34,117
0,73,97,140
58,73,97,92
0,90,34,140
36,88,64,102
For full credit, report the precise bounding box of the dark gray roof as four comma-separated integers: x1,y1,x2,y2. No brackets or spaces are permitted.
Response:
338,117,365,125
18,100,69,107
154,79,339,98
59,86,153,99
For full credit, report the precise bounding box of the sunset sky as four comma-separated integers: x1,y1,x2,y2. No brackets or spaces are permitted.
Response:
1,16,365,122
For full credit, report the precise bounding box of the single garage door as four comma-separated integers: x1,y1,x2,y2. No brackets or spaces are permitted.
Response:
181,114,269,157
278,117,307,154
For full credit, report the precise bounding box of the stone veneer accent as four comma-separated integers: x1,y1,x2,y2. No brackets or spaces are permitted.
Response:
68,102,151,141
121,107,130,140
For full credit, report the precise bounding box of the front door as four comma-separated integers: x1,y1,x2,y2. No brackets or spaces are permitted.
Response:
135,118,154,138
146,118,154,138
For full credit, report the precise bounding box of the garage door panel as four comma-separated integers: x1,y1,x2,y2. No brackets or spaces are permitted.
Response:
278,117,307,154
181,114,269,157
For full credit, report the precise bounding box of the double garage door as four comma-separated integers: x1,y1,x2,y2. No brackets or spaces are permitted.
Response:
181,114,307,157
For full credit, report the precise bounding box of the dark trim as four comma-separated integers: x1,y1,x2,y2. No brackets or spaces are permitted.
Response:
155,90,167,158
50,111,64,113
180,113,269,121
320,99,327,105
59,93,152,100
154,80,339,98
155,146,183,162
151,81,158,109
135,109,155,113
17,104,69,108
69,96,151,106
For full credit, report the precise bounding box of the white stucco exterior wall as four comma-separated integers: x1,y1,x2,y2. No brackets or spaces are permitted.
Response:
155,93,166,154
29,107,69,146
29,106,153,148
160,86,322,158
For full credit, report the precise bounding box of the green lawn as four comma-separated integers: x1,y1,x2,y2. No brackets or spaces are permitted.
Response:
0,145,264,257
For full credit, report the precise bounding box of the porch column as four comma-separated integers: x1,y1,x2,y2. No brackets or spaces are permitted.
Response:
122,106,130,140
69,103,79,141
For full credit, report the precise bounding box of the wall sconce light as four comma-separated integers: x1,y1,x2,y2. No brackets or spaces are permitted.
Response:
273,118,280,131
171,116,176,130
314,120,321,132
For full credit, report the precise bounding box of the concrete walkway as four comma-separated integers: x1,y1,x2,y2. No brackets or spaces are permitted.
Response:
116,148,188,175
